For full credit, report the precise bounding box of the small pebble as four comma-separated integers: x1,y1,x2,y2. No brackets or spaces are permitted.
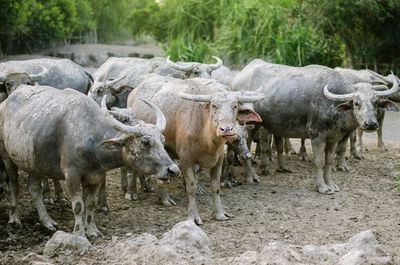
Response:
126,232,132,237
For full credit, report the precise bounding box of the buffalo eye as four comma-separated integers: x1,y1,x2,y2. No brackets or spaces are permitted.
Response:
97,90,103,95
354,101,360,108
121,117,128,123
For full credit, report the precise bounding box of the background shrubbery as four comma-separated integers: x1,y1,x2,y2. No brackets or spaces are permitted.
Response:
1,0,399,73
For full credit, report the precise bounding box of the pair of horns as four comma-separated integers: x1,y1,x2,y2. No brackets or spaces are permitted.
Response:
166,56,223,72
101,95,166,134
324,74,399,101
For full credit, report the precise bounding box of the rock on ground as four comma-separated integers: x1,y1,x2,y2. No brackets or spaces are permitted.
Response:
19,253,54,265
43,231,92,257
98,220,211,265
218,230,394,265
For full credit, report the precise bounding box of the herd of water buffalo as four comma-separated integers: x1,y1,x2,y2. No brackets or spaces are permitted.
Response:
0,55,398,241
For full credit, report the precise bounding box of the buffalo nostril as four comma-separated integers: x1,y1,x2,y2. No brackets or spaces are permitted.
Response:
168,164,180,176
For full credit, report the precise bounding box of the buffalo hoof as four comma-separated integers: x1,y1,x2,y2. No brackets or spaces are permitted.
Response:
196,186,207,195
86,225,103,239
317,184,334,195
215,212,230,221
188,214,203,226
99,207,109,213
160,196,177,207
42,218,57,231
359,147,367,152
57,197,70,205
246,174,260,184
336,165,350,172
142,186,155,193
328,183,340,192
277,168,292,173
124,193,138,201
8,214,22,227
380,145,388,153
351,151,364,160
43,198,54,205
220,181,232,188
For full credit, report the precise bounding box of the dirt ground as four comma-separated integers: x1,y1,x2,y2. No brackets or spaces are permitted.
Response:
0,136,399,264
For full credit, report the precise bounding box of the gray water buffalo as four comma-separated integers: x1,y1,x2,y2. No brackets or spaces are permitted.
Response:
232,59,399,194
88,56,223,108
0,58,94,204
336,67,400,153
0,58,92,95
127,74,263,224
0,85,179,238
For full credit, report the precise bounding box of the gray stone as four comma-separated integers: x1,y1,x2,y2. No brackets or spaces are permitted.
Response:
43,231,92,257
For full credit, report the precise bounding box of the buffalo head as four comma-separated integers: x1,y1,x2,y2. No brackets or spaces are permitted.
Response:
99,96,180,184
324,74,399,132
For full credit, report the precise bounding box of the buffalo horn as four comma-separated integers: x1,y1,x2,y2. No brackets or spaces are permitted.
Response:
376,74,399,97
207,56,223,71
178,92,213,102
139,98,166,132
372,85,389,91
323,85,354,101
166,56,193,72
106,76,126,91
101,95,142,136
367,70,392,84
236,94,264,103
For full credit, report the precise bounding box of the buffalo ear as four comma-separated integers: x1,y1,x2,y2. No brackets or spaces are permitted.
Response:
99,135,130,149
379,100,399,112
334,102,352,112
237,109,262,123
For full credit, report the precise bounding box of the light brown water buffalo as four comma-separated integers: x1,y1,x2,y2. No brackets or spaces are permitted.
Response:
127,74,263,224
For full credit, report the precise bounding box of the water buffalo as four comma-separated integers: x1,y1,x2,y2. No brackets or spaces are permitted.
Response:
88,56,223,108
0,58,92,95
0,85,179,238
232,59,399,194
0,58,94,204
127,74,263,224
336,67,400,153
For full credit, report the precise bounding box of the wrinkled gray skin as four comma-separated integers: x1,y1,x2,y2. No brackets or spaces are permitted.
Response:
211,66,236,87
88,56,223,108
0,58,92,94
0,85,179,238
232,59,399,194
336,67,400,154
127,74,263,224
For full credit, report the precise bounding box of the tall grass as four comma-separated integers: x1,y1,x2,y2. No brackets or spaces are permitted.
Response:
130,0,342,66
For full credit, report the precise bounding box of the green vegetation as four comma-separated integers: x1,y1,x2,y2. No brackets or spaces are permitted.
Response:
1,0,399,73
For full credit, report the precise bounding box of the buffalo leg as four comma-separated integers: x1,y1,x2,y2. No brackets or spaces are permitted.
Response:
245,158,260,183
221,149,235,188
120,166,128,192
210,156,229,221
1,153,20,225
83,182,102,238
65,173,86,238
159,186,176,206
27,175,57,230
97,173,108,212
357,128,366,152
0,160,8,200
53,180,68,204
183,162,202,224
259,128,271,175
274,135,292,173
311,136,333,194
336,135,350,172
298,138,308,160
42,179,54,205
324,141,340,192
349,130,363,159
139,175,154,193
284,138,296,155
377,111,387,152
